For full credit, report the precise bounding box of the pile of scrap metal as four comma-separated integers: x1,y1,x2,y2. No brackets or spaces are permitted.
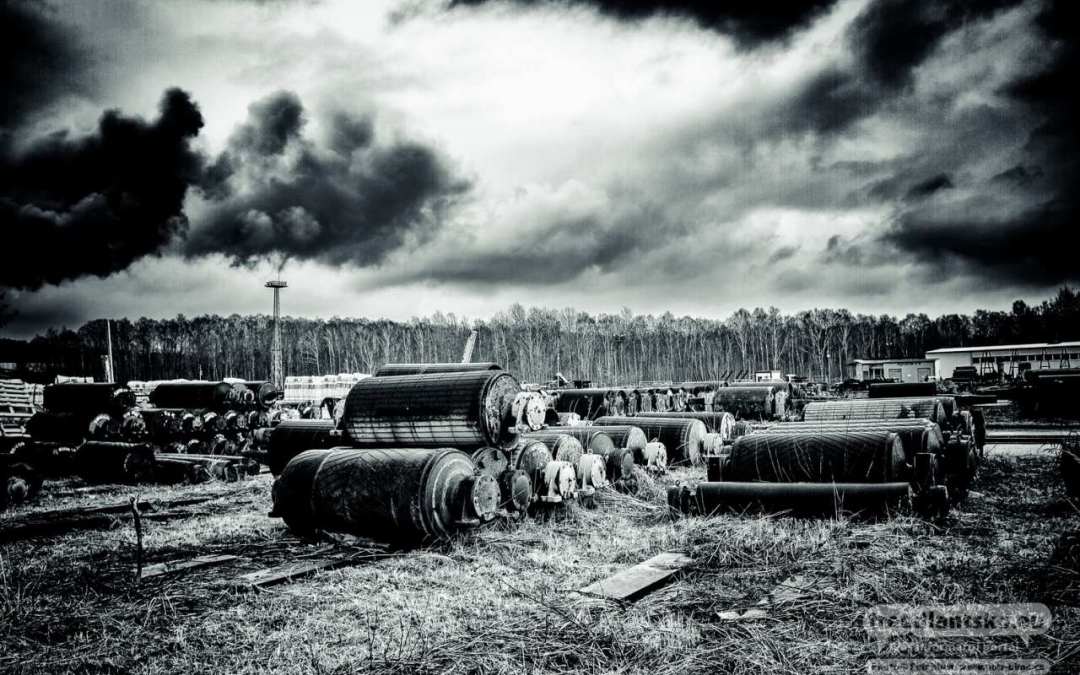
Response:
670,390,982,519
10,382,266,488
269,364,657,545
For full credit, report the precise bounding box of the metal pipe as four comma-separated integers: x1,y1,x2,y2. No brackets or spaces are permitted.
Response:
803,398,946,424
373,362,502,377
149,382,238,411
43,383,135,415
75,441,156,483
630,411,735,439
667,481,911,515
267,419,340,475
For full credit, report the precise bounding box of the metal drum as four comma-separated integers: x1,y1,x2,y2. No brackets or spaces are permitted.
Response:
271,447,499,543
149,382,237,411
594,416,706,466
631,411,735,439
343,370,522,449
268,419,340,475
726,431,907,483
803,398,946,425
75,441,156,483
43,383,135,415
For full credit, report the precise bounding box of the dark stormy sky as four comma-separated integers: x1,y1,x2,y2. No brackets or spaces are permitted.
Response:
1,0,1076,337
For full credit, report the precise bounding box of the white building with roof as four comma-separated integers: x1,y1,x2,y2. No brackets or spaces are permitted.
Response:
925,341,1080,379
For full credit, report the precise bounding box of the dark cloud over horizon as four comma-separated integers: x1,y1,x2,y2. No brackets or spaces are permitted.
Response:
449,0,840,47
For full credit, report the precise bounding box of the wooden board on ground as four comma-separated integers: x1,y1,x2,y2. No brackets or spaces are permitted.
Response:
234,557,360,589
140,554,240,579
579,552,693,602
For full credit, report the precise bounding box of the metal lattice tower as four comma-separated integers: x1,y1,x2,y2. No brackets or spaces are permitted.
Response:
266,280,287,388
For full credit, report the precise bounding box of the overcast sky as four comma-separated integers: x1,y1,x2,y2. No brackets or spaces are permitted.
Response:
1,0,1076,338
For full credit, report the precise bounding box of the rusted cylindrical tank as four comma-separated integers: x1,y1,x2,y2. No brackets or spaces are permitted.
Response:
711,386,778,419
516,432,583,475
149,382,237,411
630,411,735,439
43,383,135,415
586,425,647,457
803,398,946,424
726,431,907,483
271,447,499,543
668,481,911,515
594,416,706,466
268,419,340,475
471,446,511,478
343,370,522,449
26,411,91,445
868,382,937,399
75,441,156,483
552,388,613,420
237,381,282,408
535,427,614,458
758,419,944,462
373,362,502,377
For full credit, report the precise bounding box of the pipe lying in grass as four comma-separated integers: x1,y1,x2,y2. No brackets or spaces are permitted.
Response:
667,481,912,516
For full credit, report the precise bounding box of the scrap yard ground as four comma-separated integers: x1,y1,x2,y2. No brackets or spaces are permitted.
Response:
2,446,1078,673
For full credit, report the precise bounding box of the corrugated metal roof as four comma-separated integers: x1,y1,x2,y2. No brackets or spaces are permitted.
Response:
925,341,1080,354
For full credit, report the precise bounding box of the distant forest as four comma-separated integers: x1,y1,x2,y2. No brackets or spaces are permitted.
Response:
1,287,1079,385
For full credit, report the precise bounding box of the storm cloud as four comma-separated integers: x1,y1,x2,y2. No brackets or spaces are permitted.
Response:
184,91,471,268
0,88,206,289
449,0,841,46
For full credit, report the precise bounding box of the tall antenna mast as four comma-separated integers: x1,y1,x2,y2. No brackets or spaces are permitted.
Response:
266,279,288,388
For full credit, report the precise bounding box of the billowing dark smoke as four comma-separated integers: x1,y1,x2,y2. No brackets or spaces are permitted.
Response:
450,0,840,47
184,91,471,268
881,0,1080,286
0,89,207,289
0,2,92,135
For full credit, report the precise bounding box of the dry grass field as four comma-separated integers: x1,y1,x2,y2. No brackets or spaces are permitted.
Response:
2,447,1078,674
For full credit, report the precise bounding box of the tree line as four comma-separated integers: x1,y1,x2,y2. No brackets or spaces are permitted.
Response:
1,287,1078,385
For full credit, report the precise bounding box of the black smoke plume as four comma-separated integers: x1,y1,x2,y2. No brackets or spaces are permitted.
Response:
450,0,840,47
0,89,207,289
184,91,471,268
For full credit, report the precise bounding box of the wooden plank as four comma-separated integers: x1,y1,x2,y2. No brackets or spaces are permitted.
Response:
579,552,692,602
140,554,240,579
234,557,358,589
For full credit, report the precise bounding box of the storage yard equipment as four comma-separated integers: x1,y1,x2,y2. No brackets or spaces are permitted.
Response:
75,441,157,483
373,362,502,377
342,370,522,449
803,398,946,424
631,411,736,439
710,386,787,419
149,382,241,411
267,419,340,475
594,416,706,466
722,431,907,483
553,388,617,420
271,447,501,543
43,383,136,415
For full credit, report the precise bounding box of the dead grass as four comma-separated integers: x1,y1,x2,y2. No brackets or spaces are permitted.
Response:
1,449,1078,674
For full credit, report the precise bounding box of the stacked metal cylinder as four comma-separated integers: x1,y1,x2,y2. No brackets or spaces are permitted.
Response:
670,391,974,518
271,364,613,545
17,381,275,485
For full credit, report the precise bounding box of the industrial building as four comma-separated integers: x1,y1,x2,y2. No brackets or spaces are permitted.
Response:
926,341,1080,380
845,358,936,383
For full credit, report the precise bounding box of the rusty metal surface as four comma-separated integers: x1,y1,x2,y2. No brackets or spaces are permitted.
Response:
149,382,238,411
593,416,706,466
757,419,944,462
499,468,533,512
373,362,502,377
471,446,510,478
541,427,615,457
803,398,946,424
510,439,554,500
268,419,339,475
552,388,613,420
43,383,135,415
75,441,156,483
583,424,647,454
343,370,521,449
516,433,582,475
272,446,496,543
727,431,907,483
710,386,777,419
629,411,736,438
